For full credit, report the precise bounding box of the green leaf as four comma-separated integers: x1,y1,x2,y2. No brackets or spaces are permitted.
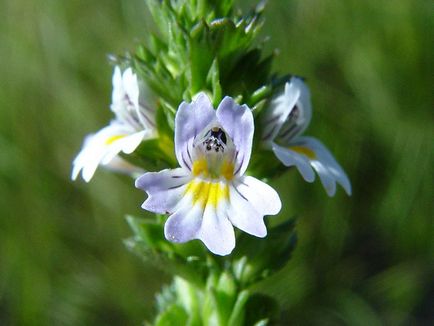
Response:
215,0,235,17
215,272,237,324
232,219,297,286
244,293,279,326
188,20,214,95
249,85,272,108
174,277,202,326
227,290,250,326
155,303,188,326
206,59,222,105
125,215,208,287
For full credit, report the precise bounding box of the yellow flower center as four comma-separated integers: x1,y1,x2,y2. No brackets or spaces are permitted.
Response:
185,180,230,209
192,158,208,177
192,158,234,181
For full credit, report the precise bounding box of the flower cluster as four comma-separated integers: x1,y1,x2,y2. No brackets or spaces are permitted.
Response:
72,67,350,256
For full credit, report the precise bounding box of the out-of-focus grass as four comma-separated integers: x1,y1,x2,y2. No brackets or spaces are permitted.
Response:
0,0,432,325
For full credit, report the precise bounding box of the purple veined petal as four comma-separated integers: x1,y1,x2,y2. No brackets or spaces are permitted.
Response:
196,202,236,256
262,77,312,142
227,176,281,238
271,142,316,182
216,97,254,176
175,93,216,171
236,176,282,215
111,67,139,111
135,106,156,130
289,77,312,137
296,136,352,196
164,203,203,243
122,68,140,109
161,176,236,255
135,168,191,214
262,80,299,141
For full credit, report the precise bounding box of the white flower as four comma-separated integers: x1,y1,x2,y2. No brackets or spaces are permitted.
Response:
72,67,155,182
135,94,281,256
262,77,351,196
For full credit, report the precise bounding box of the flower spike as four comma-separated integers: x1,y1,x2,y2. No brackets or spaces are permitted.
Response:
263,77,351,196
136,94,281,256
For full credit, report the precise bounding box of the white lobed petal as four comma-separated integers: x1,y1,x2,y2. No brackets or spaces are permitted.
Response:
262,81,299,141
122,68,140,108
100,129,148,165
271,142,316,182
111,66,140,114
271,137,351,196
174,93,216,171
72,123,146,182
111,66,123,107
262,77,312,143
227,176,281,238
162,179,237,255
297,136,351,196
135,168,191,214
164,203,203,243
291,77,312,136
216,97,254,176
196,203,236,256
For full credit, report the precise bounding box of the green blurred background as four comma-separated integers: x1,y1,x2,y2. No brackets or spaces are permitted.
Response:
0,0,432,325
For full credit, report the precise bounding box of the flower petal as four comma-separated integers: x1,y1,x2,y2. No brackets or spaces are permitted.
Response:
122,68,140,108
100,129,148,165
216,97,254,176
161,177,236,255
296,136,351,196
237,176,282,215
111,67,139,113
135,168,191,214
111,66,123,107
72,124,129,181
196,203,236,256
227,176,281,238
175,93,216,170
72,123,146,182
262,77,312,142
271,142,316,182
164,203,203,243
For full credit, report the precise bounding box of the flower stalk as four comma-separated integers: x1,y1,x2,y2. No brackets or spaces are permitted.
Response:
72,0,350,324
